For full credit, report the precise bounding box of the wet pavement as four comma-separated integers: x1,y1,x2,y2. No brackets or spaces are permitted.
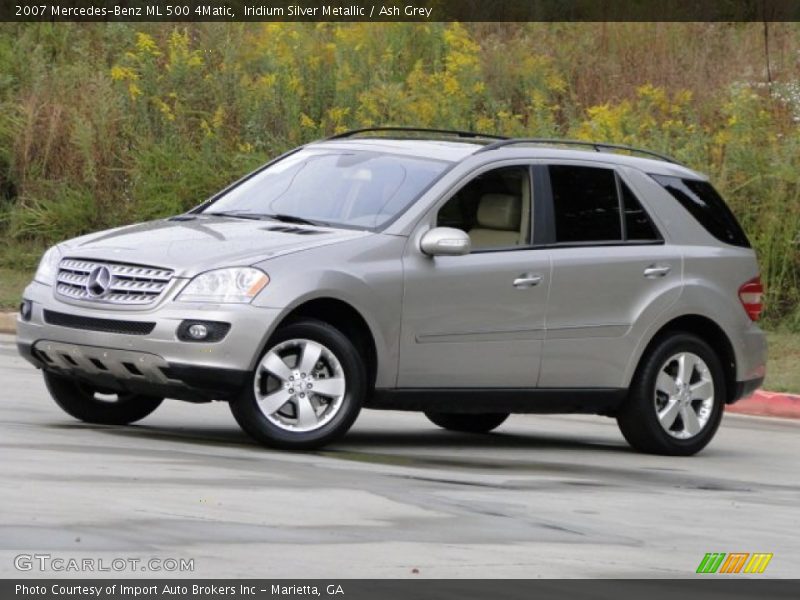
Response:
1,334,798,578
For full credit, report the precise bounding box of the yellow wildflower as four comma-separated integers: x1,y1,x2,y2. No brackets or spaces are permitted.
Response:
110,65,137,81
299,113,316,129
135,32,160,56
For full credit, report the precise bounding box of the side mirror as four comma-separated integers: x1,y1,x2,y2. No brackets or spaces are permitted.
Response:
420,227,471,257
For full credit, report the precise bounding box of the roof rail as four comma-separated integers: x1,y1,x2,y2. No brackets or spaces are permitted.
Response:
475,138,683,165
326,127,509,142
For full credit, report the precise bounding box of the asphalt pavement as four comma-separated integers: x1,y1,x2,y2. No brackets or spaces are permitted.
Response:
1,334,798,578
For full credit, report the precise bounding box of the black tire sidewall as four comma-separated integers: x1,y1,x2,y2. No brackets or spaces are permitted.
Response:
230,319,366,450
619,333,726,456
44,371,163,425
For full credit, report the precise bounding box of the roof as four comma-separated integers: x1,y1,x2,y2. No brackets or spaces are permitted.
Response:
483,145,706,179
310,132,706,179
309,138,484,162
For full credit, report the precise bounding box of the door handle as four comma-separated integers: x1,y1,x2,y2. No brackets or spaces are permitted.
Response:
513,274,543,288
643,264,672,278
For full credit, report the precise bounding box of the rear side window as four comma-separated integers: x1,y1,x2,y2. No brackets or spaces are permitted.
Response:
621,181,660,241
549,165,621,242
650,175,751,247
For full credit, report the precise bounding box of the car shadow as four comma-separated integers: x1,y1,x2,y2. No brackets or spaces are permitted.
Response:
340,428,627,453
45,420,630,456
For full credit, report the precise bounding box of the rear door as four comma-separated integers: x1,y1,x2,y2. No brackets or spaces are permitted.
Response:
537,162,683,388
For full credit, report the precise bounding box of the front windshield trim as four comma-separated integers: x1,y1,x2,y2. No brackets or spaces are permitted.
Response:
196,146,456,233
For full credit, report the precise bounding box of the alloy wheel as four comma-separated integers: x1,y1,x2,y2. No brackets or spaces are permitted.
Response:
254,338,347,433
654,351,715,440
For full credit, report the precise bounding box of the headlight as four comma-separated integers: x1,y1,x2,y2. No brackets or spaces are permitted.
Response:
177,267,269,303
34,246,62,285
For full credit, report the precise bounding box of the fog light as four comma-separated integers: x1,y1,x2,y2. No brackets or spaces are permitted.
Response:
20,300,32,322
187,324,209,340
177,320,231,343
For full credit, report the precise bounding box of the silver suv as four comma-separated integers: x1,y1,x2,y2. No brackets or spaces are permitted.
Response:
16,128,767,455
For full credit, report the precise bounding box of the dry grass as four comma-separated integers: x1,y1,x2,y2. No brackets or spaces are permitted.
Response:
764,331,800,393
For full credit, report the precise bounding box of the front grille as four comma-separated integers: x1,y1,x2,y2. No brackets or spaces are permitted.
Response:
43,310,156,335
56,258,174,305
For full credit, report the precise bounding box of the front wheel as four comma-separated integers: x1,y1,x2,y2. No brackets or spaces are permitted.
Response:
44,371,163,425
230,319,366,450
617,332,726,456
425,412,509,434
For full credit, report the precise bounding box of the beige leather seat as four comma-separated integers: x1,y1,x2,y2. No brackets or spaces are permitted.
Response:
469,193,523,249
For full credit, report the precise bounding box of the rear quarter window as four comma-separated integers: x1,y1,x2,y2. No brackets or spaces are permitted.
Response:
650,174,751,248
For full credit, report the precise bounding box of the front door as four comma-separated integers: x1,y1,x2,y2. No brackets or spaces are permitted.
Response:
398,165,551,388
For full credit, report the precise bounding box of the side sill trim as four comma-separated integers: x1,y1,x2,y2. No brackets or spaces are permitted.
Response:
367,387,626,415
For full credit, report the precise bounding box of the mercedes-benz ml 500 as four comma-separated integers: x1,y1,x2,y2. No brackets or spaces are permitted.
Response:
17,128,767,455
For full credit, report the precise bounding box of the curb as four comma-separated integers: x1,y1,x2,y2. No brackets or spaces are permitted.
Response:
1,310,797,419
0,311,16,335
728,390,800,420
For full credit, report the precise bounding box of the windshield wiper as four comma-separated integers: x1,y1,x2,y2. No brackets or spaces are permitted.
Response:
205,211,265,221
207,210,328,227
263,213,324,226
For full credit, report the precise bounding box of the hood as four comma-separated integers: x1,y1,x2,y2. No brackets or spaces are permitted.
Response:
59,216,371,277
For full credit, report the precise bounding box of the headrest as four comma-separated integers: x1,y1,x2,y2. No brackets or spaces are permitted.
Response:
476,194,521,230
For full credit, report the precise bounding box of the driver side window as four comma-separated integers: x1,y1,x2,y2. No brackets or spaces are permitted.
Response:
436,166,532,251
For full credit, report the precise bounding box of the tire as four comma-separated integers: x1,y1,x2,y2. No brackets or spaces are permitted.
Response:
617,332,726,456
230,319,366,450
425,412,509,434
44,371,163,425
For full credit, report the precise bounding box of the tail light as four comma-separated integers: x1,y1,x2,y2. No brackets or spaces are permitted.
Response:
738,276,764,321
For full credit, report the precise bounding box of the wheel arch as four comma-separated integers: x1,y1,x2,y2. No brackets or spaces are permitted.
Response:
631,314,738,404
276,297,380,390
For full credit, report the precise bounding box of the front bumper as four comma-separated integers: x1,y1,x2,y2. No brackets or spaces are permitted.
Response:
17,281,282,401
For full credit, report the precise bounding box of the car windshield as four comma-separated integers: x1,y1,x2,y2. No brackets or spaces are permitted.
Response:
203,148,450,229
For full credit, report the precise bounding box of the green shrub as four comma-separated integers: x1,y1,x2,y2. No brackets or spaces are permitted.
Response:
0,22,798,328
7,184,99,242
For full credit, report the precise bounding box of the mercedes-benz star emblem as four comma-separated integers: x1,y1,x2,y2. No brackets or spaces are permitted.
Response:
86,266,112,298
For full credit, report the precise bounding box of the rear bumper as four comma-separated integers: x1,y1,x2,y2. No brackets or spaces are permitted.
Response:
734,323,768,383
729,322,767,404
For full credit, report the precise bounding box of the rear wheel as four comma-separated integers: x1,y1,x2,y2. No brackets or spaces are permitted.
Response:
44,371,163,425
617,332,725,456
230,319,365,450
425,412,509,434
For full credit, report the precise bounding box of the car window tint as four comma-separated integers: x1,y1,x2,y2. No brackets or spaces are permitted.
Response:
549,166,621,242
650,174,750,247
621,181,660,241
